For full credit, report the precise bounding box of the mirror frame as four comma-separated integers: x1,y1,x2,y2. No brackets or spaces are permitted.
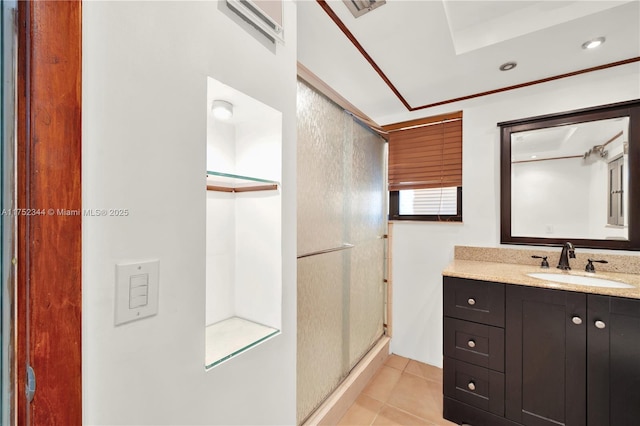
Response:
499,99,640,250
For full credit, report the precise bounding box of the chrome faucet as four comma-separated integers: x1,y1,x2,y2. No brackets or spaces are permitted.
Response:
557,242,576,270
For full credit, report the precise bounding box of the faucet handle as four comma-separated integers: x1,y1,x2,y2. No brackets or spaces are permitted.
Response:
585,259,608,273
532,255,549,268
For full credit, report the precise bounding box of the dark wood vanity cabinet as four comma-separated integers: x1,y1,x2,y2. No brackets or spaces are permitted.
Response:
586,295,640,426
443,276,640,426
505,285,587,426
443,277,517,426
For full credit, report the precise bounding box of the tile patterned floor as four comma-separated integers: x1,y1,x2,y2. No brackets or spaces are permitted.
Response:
337,355,457,426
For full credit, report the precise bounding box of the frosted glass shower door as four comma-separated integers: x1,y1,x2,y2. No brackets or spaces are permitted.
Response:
297,80,386,424
297,81,350,423
347,117,386,368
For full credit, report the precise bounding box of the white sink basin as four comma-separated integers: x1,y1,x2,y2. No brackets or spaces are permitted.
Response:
527,272,634,289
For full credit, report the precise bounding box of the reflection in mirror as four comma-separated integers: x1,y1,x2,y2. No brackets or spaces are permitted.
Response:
499,99,640,251
511,117,629,240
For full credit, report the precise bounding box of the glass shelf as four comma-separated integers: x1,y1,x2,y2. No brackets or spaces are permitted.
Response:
206,171,279,193
205,316,280,369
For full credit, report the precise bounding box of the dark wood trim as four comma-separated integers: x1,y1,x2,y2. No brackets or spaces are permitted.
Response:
16,0,82,424
629,103,640,249
603,130,623,147
315,1,640,115
499,125,512,248
207,186,235,193
233,184,278,192
412,57,640,111
500,99,640,250
498,99,640,127
315,0,412,110
382,111,462,133
512,154,583,164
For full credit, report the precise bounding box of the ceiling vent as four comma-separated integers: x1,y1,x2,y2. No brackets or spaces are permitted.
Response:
343,0,386,18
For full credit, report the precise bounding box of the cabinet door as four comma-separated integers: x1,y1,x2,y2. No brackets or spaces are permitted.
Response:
588,295,640,426
506,286,586,426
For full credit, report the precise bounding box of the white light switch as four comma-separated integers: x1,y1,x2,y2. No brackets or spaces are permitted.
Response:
129,274,149,308
115,260,159,325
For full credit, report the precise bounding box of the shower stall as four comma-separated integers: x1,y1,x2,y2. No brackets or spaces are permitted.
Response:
296,80,387,424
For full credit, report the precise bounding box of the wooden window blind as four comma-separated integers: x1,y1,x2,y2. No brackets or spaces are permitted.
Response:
388,112,462,191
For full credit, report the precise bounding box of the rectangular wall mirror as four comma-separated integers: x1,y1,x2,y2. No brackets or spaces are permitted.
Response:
499,99,640,250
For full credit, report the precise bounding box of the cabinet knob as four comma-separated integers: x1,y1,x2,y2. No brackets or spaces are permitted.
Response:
467,339,476,348
467,381,476,391
467,298,476,306
572,316,582,325
595,320,606,329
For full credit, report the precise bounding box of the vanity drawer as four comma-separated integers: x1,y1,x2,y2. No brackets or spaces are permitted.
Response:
444,277,505,327
444,357,505,416
444,317,505,372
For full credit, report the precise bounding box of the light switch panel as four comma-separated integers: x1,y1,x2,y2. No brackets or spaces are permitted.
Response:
115,260,159,325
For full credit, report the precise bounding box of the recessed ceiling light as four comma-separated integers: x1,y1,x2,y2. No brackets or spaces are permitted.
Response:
582,37,605,50
212,100,233,120
499,61,517,71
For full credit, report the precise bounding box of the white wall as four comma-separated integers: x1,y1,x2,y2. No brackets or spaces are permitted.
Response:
82,1,297,424
389,62,640,368
206,118,236,326
511,129,629,240
512,158,592,238
233,108,283,328
206,190,236,326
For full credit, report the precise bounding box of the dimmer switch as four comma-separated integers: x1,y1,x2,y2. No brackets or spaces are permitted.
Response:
115,260,159,325
129,274,149,308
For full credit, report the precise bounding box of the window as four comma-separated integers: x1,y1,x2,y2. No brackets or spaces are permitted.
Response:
398,187,459,215
387,112,462,221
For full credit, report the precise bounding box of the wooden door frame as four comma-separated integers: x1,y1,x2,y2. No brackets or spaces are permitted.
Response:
15,1,82,424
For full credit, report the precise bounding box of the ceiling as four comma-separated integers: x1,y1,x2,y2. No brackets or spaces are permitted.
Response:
296,0,640,125
511,116,628,162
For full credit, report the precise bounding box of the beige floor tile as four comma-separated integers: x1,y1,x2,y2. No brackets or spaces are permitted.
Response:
335,357,449,426
371,405,430,425
385,354,410,371
433,417,458,426
386,372,446,424
361,366,403,403
404,360,443,384
337,394,384,426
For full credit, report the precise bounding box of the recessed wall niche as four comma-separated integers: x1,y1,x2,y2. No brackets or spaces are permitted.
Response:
205,77,282,369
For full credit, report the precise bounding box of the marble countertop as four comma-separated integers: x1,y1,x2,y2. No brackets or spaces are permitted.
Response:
443,259,640,299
